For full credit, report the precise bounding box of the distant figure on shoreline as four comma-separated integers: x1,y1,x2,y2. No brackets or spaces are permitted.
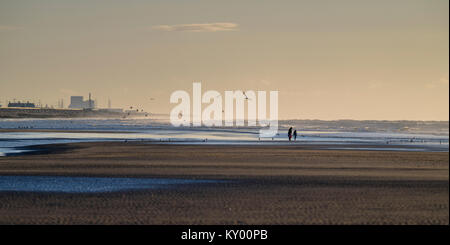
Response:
288,127,293,141
293,130,297,141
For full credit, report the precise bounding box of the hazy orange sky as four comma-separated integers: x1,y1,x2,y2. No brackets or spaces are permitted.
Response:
0,0,448,120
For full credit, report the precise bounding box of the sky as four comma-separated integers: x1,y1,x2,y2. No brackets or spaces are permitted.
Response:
0,0,448,120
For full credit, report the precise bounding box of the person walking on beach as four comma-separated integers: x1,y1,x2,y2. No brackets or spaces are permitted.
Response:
293,130,297,141
288,127,293,141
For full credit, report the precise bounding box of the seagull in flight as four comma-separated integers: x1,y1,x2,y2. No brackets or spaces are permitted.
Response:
243,91,251,100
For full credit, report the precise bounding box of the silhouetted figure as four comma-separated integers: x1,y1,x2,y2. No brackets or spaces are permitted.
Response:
288,127,293,141
293,130,297,141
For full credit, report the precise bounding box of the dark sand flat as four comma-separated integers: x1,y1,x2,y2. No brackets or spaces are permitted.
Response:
0,142,448,224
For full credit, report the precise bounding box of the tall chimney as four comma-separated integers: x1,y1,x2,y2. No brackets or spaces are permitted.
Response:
89,93,92,108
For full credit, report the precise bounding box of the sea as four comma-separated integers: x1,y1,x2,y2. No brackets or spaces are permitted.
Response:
0,118,448,156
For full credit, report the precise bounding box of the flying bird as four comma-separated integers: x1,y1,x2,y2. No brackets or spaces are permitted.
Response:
243,91,251,100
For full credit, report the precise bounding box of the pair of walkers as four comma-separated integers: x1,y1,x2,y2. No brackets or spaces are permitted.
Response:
288,127,297,141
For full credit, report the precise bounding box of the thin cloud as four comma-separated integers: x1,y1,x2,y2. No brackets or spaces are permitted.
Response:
426,76,449,89
368,80,384,89
0,25,21,32
152,22,238,32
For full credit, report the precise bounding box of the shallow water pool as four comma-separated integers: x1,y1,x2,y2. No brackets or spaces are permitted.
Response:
0,176,220,193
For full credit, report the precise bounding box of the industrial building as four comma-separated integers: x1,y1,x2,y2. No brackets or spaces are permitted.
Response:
8,101,36,108
68,93,96,109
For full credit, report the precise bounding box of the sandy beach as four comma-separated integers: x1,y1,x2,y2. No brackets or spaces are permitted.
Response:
0,141,447,225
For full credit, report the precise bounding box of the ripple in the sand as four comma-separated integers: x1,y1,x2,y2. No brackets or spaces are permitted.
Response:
0,176,219,193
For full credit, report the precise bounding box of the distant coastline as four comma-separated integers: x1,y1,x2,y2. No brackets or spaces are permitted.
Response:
0,107,139,119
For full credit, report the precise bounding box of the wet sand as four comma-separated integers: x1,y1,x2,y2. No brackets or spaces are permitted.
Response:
0,142,448,224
